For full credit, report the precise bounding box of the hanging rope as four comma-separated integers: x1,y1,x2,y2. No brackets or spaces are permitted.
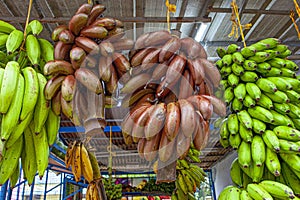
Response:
228,0,252,47
165,0,176,32
290,11,300,39
20,0,33,50
293,0,300,17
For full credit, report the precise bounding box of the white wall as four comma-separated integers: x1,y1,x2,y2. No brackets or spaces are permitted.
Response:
211,151,237,198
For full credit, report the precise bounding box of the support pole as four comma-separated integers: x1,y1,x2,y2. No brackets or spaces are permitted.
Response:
7,187,12,200
43,169,49,200
209,170,216,200
29,179,35,200
0,181,8,200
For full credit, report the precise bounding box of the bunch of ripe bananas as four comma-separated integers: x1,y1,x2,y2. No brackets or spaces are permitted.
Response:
120,30,226,165
216,38,300,199
0,20,60,187
65,140,108,199
45,3,133,129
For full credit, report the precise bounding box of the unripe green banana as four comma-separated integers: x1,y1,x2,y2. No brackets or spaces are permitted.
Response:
220,137,230,148
22,126,38,185
292,118,300,130
281,162,300,197
46,109,60,146
263,67,282,77
263,164,276,181
228,73,240,88
0,136,23,185
250,41,270,51
264,90,290,104
38,38,54,62
273,126,300,142
243,60,257,71
278,49,292,58
273,103,290,115
234,83,246,101
177,173,188,194
27,20,43,35
1,73,24,141
266,77,293,91
220,65,232,76
227,44,240,54
256,78,277,93
237,110,253,130
285,90,300,103
259,180,295,199
33,73,50,134
257,62,271,73
248,106,274,123
9,160,20,188
222,54,233,66
251,135,266,166
246,82,261,101
278,139,300,152
270,110,294,127
181,171,195,193
220,119,229,140
247,183,273,200
240,189,252,200
216,47,227,58
226,186,241,200
252,118,266,134
260,38,280,48
287,103,300,118
264,49,279,60
224,86,234,104
238,141,252,168
240,71,259,83
252,164,264,183
228,113,239,135
215,59,223,69
232,63,245,76
219,80,229,90
281,67,296,78
267,57,286,68
0,61,20,114
218,185,236,200
6,29,24,54
248,51,270,63
20,67,39,121
229,132,242,149
230,158,244,187
281,77,300,92
243,94,256,108
239,123,253,142
285,59,299,71
262,130,280,152
0,20,16,34
239,161,253,179
272,44,288,53
265,147,281,177
30,123,49,179
232,97,244,112
232,52,245,65
241,46,256,58
26,34,41,66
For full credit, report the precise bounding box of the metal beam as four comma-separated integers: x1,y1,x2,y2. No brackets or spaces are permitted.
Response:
208,7,291,15
0,16,212,23
201,40,300,47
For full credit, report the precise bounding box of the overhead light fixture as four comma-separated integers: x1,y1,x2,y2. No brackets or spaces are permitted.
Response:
195,23,208,42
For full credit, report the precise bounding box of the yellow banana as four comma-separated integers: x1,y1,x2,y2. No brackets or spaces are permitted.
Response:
72,142,82,182
80,143,93,183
